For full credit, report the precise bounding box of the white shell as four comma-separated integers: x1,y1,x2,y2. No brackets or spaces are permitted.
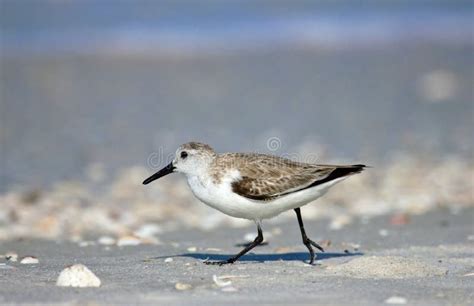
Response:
212,275,232,287
56,264,101,287
384,296,407,304
20,256,39,264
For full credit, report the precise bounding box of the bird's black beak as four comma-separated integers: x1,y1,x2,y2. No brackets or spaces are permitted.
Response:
142,162,175,185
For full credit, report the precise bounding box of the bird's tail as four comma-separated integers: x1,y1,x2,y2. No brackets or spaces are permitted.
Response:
329,164,367,178
309,164,367,188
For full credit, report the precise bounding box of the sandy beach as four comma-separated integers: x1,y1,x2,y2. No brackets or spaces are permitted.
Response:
1,2,473,304
1,208,473,305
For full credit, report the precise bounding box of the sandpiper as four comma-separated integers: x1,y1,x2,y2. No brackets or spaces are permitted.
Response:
143,142,366,265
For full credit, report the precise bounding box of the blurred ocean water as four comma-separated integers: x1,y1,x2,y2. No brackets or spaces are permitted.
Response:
0,0,473,190
1,1,473,55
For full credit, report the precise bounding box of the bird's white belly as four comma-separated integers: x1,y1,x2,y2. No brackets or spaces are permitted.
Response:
186,175,347,221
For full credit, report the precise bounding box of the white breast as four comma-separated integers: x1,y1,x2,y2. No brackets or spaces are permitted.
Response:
186,173,348,221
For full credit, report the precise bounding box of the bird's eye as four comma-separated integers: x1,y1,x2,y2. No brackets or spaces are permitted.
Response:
180,151,188,159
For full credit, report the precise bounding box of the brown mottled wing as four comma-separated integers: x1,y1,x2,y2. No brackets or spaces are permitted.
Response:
225,153,365,201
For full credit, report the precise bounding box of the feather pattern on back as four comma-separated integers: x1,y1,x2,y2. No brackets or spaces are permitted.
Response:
209,153,365,201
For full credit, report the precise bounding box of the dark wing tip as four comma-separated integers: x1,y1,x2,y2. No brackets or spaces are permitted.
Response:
307,164,366,189
333,164,366,176
350,164,367,172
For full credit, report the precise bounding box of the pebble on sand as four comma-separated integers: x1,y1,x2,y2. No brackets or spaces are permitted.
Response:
56,264,101,287
20,256,39,264
212,275,232,287
175,282,192,290
117,235,142,246
186,247,197,252
384,296,408,304
205,248,222,252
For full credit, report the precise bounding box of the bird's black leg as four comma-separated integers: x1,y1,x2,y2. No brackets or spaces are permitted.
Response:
294,207,325,264
205,224,263,266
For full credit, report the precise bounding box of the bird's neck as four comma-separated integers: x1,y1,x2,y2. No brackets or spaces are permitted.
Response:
185,167,212,185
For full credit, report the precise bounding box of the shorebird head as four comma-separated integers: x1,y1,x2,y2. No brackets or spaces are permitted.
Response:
143,142,216,184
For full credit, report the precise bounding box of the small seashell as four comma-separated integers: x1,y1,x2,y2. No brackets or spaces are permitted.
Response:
213,275,232,287
164,257,173,263
98,236,116,246
205,248,222,252
117,235,141,246
5,252,18,262
175,282,192,290
56,264,101,287
186,247,197,252
384,296,407,304
20,256,39,264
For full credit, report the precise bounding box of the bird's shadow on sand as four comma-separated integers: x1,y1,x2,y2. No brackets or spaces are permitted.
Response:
154,251,362,263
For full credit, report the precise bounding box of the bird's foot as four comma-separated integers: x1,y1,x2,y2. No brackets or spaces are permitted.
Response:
204,259,234,266
305,238,325,253
303,237,325,265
